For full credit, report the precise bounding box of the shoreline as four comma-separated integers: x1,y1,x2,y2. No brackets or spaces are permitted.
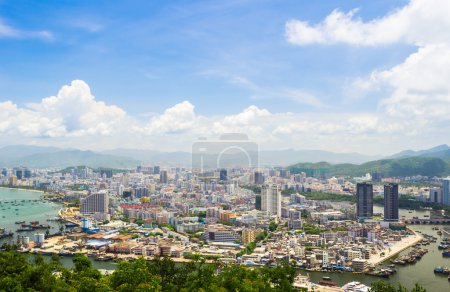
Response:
367,227,423,265
0,186,44,194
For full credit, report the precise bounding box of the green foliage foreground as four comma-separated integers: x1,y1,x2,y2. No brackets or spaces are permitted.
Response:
0,251,296,292
0,251,427,291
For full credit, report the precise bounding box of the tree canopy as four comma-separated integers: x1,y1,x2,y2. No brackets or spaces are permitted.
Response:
0,251,427,291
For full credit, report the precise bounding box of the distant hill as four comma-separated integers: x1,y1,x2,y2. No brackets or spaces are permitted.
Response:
1,144,448,170
259,149,381,165
289,156,450,177
102,149,191,166
390,144,450,159
103,148,381,166
0,145,61,162
0,146,139,168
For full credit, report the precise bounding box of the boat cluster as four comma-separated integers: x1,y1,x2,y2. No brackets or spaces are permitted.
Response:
390,248,428,265
437,238,450,257
366,266,397,278
16,221,51,232
416,234,437,246
433,266,450,281
0,228,14,239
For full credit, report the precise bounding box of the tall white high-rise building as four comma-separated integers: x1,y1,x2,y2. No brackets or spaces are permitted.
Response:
261,184,281,217
118,185,124,197
80,190,109,215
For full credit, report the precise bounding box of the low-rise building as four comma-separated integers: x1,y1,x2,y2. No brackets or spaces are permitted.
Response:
352,258,368,272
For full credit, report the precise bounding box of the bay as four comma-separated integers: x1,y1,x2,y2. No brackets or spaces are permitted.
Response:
0,188,62,242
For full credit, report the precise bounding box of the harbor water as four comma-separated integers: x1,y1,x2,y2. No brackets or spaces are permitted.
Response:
0,188,62,243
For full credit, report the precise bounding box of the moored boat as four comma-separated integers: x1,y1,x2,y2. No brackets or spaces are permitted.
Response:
16,227,34,232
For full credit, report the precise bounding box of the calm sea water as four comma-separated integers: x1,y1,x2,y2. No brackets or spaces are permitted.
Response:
0,188,62,242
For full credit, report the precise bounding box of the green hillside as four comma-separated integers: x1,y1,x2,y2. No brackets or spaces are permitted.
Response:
289,156,450,177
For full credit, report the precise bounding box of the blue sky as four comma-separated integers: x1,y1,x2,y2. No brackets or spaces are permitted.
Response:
0,0,449,154
0,0,410,113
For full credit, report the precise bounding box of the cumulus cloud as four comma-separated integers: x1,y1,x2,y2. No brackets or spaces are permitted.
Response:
0,78,446,154
221,105,271,126
350,44,450,127
143,101,201,134
286,0,450,148
376,45,450,120
1,80,128,138
0,101,65,137
285,0,450,46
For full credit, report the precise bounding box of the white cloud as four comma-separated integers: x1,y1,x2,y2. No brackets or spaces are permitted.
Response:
200,71,325,108
0,101,65,137
283,89,326,108
221,105,271,126
0,19,18,37
349,44,450,126
285,0,450,150
0,18,53,40
0,79,447,155
70,19,103,32
0,80,128,138
376,45,450,119
285,0,450,46
143,101,201,134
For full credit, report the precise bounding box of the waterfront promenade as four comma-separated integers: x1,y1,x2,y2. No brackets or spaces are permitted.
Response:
367,229,423,265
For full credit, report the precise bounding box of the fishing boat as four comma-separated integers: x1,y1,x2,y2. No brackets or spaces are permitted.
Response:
17,227,33,232
31,224,51,229
318,278,338,287
434,266,444,273
0,230,14,239
366,270,390,278
438,244,449,250
58,250,74,257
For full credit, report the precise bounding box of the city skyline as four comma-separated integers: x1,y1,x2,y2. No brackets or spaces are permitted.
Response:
1,0,450,154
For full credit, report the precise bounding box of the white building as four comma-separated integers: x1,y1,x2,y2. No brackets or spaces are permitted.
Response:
203,225,240,242
261,184,281,217
80,190,109,215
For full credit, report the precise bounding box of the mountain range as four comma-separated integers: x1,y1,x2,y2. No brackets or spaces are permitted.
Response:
389,144,450,160
0,144,448,170
289,144,450,178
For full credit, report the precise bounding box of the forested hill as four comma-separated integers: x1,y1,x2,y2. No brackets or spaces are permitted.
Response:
288,156,450,177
